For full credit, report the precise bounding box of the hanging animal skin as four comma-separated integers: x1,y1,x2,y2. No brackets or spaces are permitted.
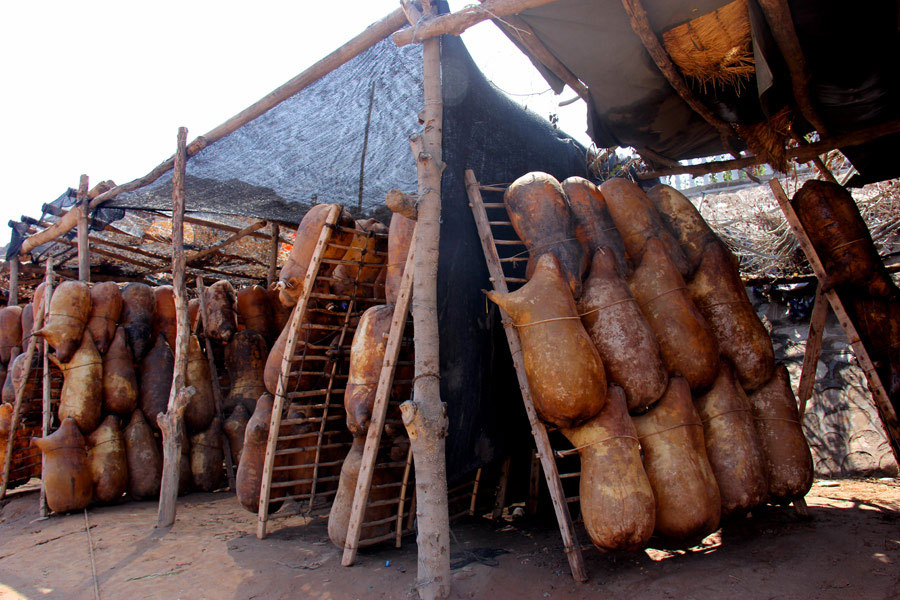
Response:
236,285,273,340
646,184,719,272
344,304,393,436
632,377,721,543
225,330,268,414
277,204,356,307
560,386,655,552
178,427,192,496
121,282,156,361
694,362,768,515
1,348,21,404
224,404,250,466
205,280,238,343
629,238,719,392
54,334,103,434
32,417,93,513
747,365,814,503
86,414,128,504
124,409,162,500
139,336,174,428
20,303,34,351
34,281,91,362
578,248,667,412
504,172,587,297
331,219,388,299
601,178,691,277
386,212,416,306
688,241,775,391
236,393,282,513
86,281,123,354
562,176,630,277
264,306,331,397
0,305,23,364
153,285,178,352
267,286,293,337
184,335,216,433
190,417,225,492
487,253,606,428
102,327,138,416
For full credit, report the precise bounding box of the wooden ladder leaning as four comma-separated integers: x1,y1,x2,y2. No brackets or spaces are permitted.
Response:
771,179,900,463
464,169,588,582
256,205,389,538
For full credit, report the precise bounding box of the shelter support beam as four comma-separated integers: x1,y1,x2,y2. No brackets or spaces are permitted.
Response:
637,119,900,179
393,0,562,47
756,0,829,137
797,285,827,418
267,223,280,287
769,178,900,463
39,259,54,517
157,127,194,528
76,175,90,282
7,257,18,305
403,2,450,597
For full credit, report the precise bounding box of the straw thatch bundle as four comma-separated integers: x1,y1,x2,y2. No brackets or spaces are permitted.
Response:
662,0,754,91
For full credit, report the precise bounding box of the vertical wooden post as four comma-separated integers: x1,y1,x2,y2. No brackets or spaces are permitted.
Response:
796,285,827,418
267,222,280,287
76,175,90,282
157,128,194,528
39,259,54,517
402,2,451,598
8,257,19,306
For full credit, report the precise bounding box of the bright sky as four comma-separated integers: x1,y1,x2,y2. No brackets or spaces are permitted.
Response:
0,0,588,243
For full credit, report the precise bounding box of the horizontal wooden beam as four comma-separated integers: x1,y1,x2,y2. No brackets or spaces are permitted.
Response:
393,0,561,46
184,220,267,265
637,119,900,179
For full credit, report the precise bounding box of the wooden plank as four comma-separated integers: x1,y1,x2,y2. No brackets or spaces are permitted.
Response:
196,277,237,489
7,257,18,306
770,178,900,462
267,222,280,287
76,175,90,282
491,456,512,520
342,229,417,566
39,260,54,517
257,205,340,539
395,446,415,548
797,285,827,418
465,169,587,582
393,0,562,46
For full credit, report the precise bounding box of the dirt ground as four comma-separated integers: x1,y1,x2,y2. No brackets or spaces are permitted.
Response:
1,478,898,600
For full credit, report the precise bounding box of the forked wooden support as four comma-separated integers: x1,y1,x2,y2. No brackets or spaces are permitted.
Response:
196,277,237,490
464,169,588,582
770,178,900,463
257,205,341,539
342,229,417,567
796,285,828,418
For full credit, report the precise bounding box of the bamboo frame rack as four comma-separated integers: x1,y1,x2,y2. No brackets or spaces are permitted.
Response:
464,169,588,582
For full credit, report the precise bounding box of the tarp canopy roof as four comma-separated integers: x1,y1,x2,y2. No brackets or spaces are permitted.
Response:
510,0,900,184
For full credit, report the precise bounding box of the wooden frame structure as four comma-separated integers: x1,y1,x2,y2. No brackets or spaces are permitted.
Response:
256,206,394,538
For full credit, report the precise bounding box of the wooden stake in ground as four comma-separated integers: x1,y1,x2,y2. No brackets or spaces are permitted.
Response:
157,127,195,528
403,2,451,597
39,259,55,517
76,174,90,282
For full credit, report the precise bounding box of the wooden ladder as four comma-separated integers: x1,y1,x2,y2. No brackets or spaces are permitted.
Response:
464,169,588,582
256,205,388,538
771,179,900,463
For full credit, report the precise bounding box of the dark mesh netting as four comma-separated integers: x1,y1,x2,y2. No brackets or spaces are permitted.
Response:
107,38,425,224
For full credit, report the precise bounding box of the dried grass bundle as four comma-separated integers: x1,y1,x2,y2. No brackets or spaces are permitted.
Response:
735,107,794,172
662,0,754,91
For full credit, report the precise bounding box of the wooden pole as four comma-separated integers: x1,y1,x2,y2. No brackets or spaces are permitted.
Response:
392,0,562,46
769,178,900,462
797,285,827,418
342,230,416,566
756,0,828,137
184,220,267,265
76,175,90,282
157,127,194,528
402,3,451,596
39,259,54,517
357,81,377,213
196,276,236,489
8,257,18,306
18,10,408,257
637,119,900,180
267,222,280,287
